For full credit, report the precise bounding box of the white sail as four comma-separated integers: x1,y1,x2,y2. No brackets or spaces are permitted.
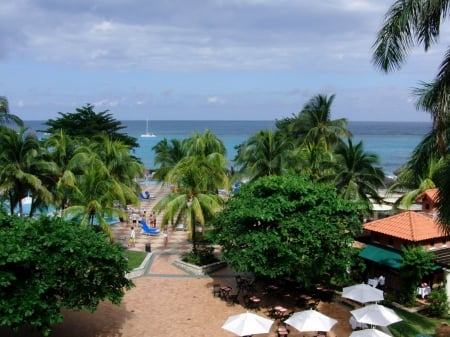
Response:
141,119,156,138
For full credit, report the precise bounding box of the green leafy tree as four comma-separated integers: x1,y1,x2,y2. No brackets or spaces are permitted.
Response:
277,94,350,150
400,245,435,306
373,0,450,152
43,104,138,149
427,287,449,318
327,138,385,207
0,126,56,217
372,0,450,227
63,151,130,239
212,175,362,287
0,96,23,126
390,156,443,208
42,130,79,211
153,131,228,252
152,138,186,180
0,214,133,336
234,129,293,181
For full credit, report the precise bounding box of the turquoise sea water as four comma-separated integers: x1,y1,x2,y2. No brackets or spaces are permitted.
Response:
24,120,431,177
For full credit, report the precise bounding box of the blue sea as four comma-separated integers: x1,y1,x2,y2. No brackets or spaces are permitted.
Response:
24,120,432,177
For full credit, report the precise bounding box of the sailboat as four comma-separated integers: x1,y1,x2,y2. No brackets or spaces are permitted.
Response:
141,119,156,138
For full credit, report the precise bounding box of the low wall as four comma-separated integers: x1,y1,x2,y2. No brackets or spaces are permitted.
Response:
173,259,227,276
126,252,152,279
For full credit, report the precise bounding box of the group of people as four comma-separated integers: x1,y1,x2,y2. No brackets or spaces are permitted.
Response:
128,225,169,248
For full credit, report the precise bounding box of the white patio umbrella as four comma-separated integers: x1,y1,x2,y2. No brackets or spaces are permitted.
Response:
284,309,337,332
351,304,402,327
222,312,274,336
342,284,384,303
350,328,392,337
21,196,32,205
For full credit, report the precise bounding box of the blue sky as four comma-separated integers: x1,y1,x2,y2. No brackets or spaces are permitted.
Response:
0,0,448,121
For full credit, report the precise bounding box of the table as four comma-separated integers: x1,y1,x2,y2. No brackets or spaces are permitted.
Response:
247,296,261,310
368,278,378,287
277,327,289,337
220,286,232,299
272,306,287,319
417,286,431,299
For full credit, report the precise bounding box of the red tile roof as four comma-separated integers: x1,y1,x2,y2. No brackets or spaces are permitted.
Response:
363,211,445,242
415,188,439,203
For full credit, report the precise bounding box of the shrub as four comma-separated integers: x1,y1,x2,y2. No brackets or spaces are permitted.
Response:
427,287,449,318
181,246,218,266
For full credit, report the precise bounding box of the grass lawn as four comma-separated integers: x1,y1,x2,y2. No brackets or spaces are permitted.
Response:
126,250,148,270
390,307,450,337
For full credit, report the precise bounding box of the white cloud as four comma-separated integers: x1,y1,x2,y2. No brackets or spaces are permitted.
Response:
207,96,226,104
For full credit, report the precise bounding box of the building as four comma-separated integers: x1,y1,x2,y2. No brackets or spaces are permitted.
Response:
359,188,450,296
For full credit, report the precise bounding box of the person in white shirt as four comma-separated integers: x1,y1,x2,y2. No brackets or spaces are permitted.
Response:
378,275,385,288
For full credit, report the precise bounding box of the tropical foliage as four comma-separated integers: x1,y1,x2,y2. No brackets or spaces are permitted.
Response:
0,214,133,336
212,175,362,286
152,130,228,252
0,106,143,240
42,104,138,149
234,129,293,181
372,0,450,227
0,96,23,127
0,126,56,217
326,138,385,207
399,245,435,306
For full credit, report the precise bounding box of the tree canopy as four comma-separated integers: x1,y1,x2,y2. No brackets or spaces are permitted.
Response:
42,104,138,149
212,175,362,287
0,214,133,336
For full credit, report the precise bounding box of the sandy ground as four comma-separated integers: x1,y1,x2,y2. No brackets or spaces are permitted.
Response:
1,182,355,337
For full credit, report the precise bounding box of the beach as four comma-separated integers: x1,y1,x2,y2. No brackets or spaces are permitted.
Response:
0,181,358,337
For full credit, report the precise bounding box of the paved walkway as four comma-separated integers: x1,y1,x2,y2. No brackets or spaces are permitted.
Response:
110,181,239,279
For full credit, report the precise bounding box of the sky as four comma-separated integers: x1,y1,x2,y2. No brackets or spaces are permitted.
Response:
1,0,449,122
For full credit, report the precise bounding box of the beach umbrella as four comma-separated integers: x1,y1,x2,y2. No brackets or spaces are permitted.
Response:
21,196,32,205
350,328,392,337
284,309,337,332
342,284,384,303
221,312,274,336
351,304,402,327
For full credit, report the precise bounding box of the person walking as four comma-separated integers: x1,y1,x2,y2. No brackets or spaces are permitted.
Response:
163,227,169,249
129,226,136,248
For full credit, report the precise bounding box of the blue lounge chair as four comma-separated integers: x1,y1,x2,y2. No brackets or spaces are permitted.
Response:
139,220,160,236
139,191,150,200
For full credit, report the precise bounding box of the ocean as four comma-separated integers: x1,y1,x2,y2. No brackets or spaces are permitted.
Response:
24,120,432,177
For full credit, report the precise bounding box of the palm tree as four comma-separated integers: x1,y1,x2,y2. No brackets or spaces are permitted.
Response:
0,126,55,216
372,0,450,227
62,135,142,239
90,133,143,203
234,129,293,181
63,159,126,239
390,157,444,208
152,138,186,181
183,129,227,157
327,138,385,208
0,96,23,126
293,139,332,180
153,131,228,252
299,94,351,150
277,94,350,150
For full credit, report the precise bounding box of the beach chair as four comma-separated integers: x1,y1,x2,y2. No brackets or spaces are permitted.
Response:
139,220,160,236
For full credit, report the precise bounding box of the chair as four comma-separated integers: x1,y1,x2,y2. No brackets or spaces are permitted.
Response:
139,220,160,236
308,299,320,310
235,275,243,288
212,284,221,298
227,289,240,305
